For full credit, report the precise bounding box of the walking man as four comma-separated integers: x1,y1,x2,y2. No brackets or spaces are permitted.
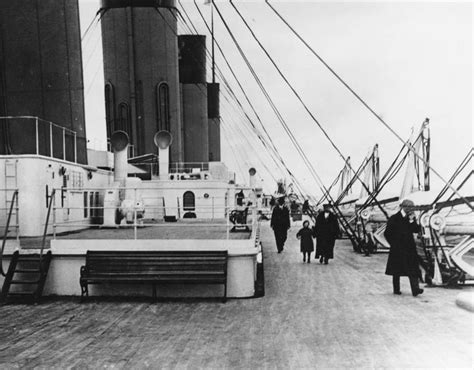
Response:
314,203,340,264
384,199,424,296
271,197,290,253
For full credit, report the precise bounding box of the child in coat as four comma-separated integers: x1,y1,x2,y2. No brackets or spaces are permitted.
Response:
296,220,315,263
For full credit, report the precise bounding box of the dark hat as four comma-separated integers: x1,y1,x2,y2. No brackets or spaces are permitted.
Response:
400,199,415,208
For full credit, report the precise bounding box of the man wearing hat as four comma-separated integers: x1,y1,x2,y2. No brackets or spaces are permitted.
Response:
271,197,290,253
384,199,424,296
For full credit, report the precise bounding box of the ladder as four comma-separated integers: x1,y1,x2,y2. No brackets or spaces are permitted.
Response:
4,160,18,239
1,189,55,304
1,251,52,304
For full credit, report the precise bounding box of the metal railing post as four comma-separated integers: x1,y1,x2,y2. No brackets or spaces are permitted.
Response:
134,188,137,240
15,191,19,242
52,191,57,239
49,122,53,157
62,128,66,160
74,133,77,163
35,118,39,155
226,206,230,240
212,197,214,219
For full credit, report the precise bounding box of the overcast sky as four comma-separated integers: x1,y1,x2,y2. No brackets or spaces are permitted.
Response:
79,0,472,197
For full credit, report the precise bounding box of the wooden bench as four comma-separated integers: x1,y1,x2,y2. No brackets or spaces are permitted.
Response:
80,250,228,302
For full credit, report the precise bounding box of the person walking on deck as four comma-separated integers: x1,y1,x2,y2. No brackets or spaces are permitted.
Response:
384,199,424,297
271,197,290,253
296,220,315,263
314,204,340,264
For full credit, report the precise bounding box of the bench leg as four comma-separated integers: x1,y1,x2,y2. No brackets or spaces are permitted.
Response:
80,283,88,302
222,283,227,303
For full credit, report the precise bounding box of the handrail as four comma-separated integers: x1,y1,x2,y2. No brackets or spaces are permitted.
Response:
0,116,77,135
40,189,55,265
0,116,79,163
0,190,18,277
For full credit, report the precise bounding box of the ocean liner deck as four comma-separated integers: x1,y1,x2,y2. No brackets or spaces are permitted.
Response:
0,223,472,368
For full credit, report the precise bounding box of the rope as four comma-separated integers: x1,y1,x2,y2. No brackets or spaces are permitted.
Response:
160,6,282,186
81,10,101,41
213,2,324,194
176,5,289,183
265,0,472,210
231,1,389,214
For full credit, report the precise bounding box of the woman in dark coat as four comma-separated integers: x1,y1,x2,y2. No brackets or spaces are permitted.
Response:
314,204,340,264
384,199,423,296
296,220,314,263
271,197,291,253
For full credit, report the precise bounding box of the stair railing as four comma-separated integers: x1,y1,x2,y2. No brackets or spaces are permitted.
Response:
39,189,55,268
0,190,19,277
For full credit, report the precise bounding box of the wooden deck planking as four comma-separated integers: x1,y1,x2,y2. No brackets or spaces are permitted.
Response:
0,223,472,368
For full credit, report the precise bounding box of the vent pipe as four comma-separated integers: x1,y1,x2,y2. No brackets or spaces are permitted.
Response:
154,130,173,180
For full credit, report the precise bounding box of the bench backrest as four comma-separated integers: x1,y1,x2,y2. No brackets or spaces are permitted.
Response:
84,250,228,274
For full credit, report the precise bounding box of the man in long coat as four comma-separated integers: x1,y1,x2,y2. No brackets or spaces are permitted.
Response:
314,204,340,264
271,197,290,253
384,199,423,296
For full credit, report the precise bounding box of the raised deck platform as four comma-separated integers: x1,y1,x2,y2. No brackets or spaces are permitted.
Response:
1,220,257,298
0,223,472,368
10,219,250,250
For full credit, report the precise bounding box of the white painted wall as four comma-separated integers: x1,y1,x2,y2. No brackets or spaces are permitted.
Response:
0,155,113,237
43,238,258,298
0,156,242,237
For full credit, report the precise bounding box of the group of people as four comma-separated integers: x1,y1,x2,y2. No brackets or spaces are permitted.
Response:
271,199,340,264
270,197,425,297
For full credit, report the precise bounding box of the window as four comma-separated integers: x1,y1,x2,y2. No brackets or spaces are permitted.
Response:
156,82,170,132
83,191,88,218
71,171,83,188
183,191,195,211
89,192,94,218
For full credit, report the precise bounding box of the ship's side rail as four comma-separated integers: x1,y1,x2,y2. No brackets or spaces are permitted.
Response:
80,250,228,302
49,186,259,240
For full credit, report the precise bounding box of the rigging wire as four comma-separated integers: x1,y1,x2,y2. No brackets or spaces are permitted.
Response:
433,148,473,204
170,6,282,184
183,2,303,190
193,1,282,157
220,98,280,183
168,4,309,200
192,0,293,183
265,0,472,210
230,0,387,209
221,120,248,182
212,1,359,209
81,10,101,42
316,160,349,206
159,6,282,188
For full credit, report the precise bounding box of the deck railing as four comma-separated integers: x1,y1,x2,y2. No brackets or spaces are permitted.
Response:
0,116,78,163
127,162,211,178
48,186,258,241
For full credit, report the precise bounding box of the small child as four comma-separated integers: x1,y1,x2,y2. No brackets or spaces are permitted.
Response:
296,220,315,263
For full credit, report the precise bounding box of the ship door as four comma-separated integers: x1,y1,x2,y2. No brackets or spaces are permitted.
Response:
183,191,196,218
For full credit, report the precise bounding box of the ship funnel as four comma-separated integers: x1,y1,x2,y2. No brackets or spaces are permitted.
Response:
154,130,173,180
249,167,257,188
111,130,129,183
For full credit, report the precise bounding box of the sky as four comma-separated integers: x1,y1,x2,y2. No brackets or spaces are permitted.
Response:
79,0,473,198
